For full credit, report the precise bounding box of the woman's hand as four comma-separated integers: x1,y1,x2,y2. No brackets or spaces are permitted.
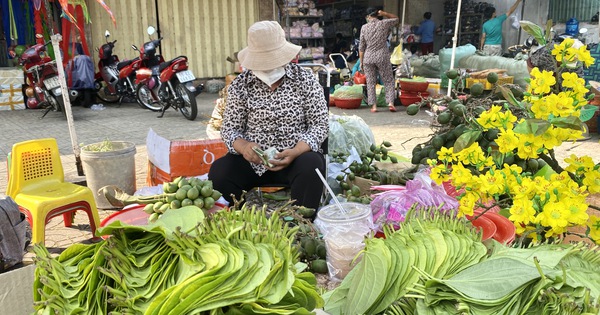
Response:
267,148,299,172
267,141,311,172
234,139,263,165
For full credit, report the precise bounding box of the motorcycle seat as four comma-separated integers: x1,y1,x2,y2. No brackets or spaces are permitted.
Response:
158,56,187,72
100,56,118,68
117,57,140,70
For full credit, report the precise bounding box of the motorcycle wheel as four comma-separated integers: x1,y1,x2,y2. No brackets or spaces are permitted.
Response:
48,94,66,118
94,80,119,103
176,83,197,120
136,84,162,112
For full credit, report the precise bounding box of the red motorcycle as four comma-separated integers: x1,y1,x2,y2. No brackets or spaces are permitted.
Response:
94,30,144,105
19,41,65,118
134,26,199,120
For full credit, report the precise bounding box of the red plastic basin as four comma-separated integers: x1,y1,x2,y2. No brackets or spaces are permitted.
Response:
399,91,430,106
399,80,429,92
467,214,497,241
474,210,516,244
100,203,226,238
335,98,362,109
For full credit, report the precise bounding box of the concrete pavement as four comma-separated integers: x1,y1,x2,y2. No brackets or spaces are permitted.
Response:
0,90,598,258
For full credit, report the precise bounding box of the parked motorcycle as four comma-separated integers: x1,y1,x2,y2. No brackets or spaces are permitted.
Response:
94,30,144,104
19,41,65,118
134,26,199,120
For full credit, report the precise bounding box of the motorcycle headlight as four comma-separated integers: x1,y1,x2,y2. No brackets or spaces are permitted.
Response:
53,87,62,96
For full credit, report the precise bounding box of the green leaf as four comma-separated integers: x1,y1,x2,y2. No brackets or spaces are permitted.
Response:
534,164,556,179
488,244,573,269
520,21,546,46
579,104,599,122
513,119,551,136
496,85,521,108
345,238,391,314
150,205,205,238
441,257,542,300
550,116,583,130
453,130,482,153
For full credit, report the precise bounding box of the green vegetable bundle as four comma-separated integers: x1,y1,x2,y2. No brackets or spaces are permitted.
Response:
322,209,488,315
323,207,600,315
410,242,600,314
33,205,323,314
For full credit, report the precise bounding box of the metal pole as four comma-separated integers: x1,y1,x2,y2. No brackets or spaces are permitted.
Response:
50,34,84,176
447,0,463,97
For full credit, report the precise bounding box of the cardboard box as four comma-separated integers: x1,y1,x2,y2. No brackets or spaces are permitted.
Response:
0,67,25,111
0,264,35,314
350,176,379,195
466,76,514,90
146,128,228,186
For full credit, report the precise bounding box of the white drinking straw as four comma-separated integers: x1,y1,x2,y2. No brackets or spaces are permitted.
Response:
315,168,347,214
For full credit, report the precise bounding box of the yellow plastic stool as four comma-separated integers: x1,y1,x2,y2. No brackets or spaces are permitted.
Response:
6,138,101,244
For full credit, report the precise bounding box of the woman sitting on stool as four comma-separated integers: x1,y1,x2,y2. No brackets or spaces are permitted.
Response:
208,21,329,212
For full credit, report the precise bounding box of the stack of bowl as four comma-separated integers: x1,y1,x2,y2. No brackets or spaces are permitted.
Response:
399,79,430,106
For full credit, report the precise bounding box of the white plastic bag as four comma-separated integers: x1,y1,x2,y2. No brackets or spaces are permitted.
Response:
328,114,375,156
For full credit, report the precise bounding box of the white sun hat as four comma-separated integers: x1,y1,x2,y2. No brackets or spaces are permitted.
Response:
237,21,301,71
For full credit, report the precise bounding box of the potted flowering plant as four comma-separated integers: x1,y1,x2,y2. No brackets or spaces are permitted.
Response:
427,21,600,245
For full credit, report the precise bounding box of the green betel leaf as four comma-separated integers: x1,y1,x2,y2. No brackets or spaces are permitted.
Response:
579,104,599,122
344,238,391,314
141,205,206,239
453,130,482,153
441,257,542,300
496,85,521,108
513,119,550,136
550,116,583,130
520,20,546,46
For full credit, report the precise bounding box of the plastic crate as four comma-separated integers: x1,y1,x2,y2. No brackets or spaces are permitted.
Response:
466,76,513,90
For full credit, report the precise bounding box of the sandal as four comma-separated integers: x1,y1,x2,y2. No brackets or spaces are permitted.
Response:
388,105,397,112
370,107,378,113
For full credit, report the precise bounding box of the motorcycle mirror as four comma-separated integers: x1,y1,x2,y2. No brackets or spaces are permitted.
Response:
580,28,588,34
147,26,156,36
104,30,111,38
131,45,138,51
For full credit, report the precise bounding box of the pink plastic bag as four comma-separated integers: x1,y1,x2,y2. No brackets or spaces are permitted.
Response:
371,168,458,230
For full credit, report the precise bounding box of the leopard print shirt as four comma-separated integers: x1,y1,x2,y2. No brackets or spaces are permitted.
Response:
359,17,399,64
221,63,329,176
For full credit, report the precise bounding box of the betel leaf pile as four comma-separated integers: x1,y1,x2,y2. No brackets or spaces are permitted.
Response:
323,209,600,315
33,206,323,314
323,209,488,315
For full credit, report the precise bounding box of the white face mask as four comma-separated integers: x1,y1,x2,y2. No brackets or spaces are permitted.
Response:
253,67,286,86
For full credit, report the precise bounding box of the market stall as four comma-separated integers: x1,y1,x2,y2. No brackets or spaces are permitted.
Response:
3,1,600,314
